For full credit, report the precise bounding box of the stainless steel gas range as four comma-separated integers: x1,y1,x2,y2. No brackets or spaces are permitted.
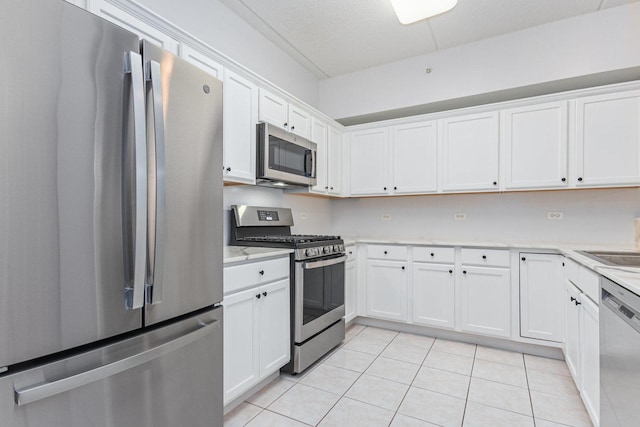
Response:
229,205,346,373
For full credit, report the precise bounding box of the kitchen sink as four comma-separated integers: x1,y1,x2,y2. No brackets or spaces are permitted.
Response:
576,250,640,267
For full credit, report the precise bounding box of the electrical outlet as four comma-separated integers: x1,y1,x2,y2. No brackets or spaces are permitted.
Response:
300,212,308,220
547,211,564,220
381,213,392,220
454,213,466,221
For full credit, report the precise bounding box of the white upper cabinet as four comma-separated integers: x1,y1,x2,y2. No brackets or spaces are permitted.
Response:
392,121,438,194
179,45,224,80
311,118,328,193
441,111,500,192
576,90,640,187
258,89,311,139
327,126,343,195
502,102,569,190
349,128,389,196
223,70,258,184
89,0,179,53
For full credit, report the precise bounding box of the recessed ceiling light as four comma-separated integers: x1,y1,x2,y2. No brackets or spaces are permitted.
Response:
390,0,458,24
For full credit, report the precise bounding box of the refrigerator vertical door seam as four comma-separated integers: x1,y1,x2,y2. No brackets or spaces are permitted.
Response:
123,51,148,311
145,60,167,305
13,317,220,407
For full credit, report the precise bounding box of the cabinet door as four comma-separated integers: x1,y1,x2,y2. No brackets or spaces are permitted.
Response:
180,45,224,80
441,112,500,192
519,253,563,342
345,260,357,322
392,121,438,194
580,295,599,424
258,89,288,130
288,104,311,139
576,90,640,186
327,126,343,195
349,128,389,195
222,288,259,405
563,280,581,383
223,70,258,184
311,118,329,193
503,102,568,189
366,260,408,321
413,263,455,329
258,278,291,377
459,266,511,338
90,0,179,53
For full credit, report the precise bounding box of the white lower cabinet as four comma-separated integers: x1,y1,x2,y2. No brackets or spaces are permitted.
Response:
519,253,563,342
222,257,290,406
344,246,357,322
459,266,511,338
366,259,408,321
412,263,455,329
563,267,600,426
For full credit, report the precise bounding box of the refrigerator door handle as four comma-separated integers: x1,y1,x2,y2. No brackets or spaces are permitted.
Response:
146,59,167,305
124,51,147,311
14,318,220,406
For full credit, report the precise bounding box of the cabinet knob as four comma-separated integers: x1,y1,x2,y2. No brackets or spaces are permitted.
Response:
401,266,405,270
449,269,453,274
349,251,353,255
291,125,295,130
482,255,487,259
521,257,526,261
384,251,388,255
570,296,576,302
284,122,288,127
578,177,583,182
226,167,231,172
325,186,329,190
262,291,268,297
330,187,334,190
575,300,582,306
561,177,566,182
256,294,261,299
259,270,265,276
562,262,565,267
493,181,497,186
463,270,467,274
394,186,397,190
383,187,387,191
430,253,435,257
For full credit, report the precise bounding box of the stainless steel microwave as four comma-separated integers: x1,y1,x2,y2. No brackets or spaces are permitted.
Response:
256,122,317,187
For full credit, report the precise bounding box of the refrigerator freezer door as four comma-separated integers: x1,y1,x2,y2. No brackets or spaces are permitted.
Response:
142,41,224,326
1,306,223,427
0,2,142,367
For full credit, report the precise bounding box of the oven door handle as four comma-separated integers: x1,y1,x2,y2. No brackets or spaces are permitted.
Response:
302,255,347,269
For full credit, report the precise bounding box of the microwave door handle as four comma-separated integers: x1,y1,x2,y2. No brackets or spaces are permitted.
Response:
123,51,147,311
304,149,312,177
145,60,166,305
311,149,316,178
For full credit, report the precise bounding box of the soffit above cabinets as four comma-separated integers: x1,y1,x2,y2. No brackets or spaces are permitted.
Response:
219,0,639,78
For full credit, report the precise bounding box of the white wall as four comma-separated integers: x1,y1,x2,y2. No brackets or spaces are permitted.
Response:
223,186,333,245
135,0,320,107
319,3,640,120
330,188,640,247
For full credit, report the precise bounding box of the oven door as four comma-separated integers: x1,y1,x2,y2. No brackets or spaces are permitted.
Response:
294,254,346,343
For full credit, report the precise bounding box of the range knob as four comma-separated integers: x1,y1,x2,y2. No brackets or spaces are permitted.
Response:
323,246,331,254
305,248,312,257
333,245,340,252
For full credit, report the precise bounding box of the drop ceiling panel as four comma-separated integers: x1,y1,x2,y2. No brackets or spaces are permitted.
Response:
220,0,640,78
235,0,437,77
428,0,602,49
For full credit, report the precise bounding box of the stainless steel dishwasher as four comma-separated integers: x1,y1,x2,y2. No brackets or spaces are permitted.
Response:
600,277,640,427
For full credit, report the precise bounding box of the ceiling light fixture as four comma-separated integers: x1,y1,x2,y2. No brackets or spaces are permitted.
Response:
390,0,458,24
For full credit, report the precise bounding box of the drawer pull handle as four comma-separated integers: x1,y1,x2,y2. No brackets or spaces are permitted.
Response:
259,270,265,276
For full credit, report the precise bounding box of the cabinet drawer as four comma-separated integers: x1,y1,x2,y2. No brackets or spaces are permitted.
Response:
578,267,600,304
413,246,455,263
367,245,408,261
224,256,289,294
564,258,580,285
346,245,357,262
461,248,510,267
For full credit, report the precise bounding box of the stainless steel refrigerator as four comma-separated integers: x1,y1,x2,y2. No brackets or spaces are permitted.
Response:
0,1,224,426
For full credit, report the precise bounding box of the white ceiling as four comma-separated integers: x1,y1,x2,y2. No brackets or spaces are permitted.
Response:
219,0,638,79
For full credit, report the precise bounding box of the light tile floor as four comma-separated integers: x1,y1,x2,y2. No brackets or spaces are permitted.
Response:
224,325,593,427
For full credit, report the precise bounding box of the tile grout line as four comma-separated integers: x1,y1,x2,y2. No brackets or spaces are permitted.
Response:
459,344,478,426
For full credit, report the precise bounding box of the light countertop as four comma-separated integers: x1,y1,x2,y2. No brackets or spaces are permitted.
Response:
223,246,293,264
